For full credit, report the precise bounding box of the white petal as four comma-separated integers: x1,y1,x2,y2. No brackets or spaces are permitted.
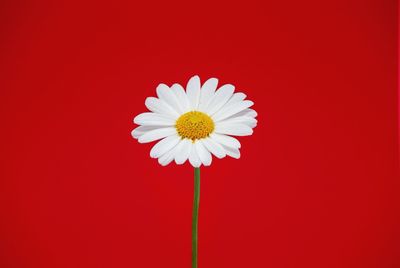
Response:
134,112,175,126
186,75,201,109
222,145,241,159
209,133,241,149
138,127,177,143
156,83,182,114
198,78,218,111
175,139,192,164
202,137,226,159
230,92,246,102
212,100,254,122
195,140,212,166
215,123,253,136
145,97,180,118
247,109,258,117
220,116,257,128
205,84,235,115
158,143,181,166
131,126,163,139
224,92,247,107
150,134,180,158
171,83,190,113
227,108,257,119
209,93,246,119
188,146,201,167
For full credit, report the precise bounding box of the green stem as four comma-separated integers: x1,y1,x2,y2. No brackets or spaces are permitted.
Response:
192,167,200,268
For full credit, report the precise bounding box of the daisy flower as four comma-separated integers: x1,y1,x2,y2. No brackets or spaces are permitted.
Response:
131,75,258,268
131,75,257,167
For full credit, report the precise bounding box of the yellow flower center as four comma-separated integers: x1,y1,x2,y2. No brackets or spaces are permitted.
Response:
176,111,215,141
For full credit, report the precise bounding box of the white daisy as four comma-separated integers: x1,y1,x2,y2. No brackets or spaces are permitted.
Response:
131,75,257,167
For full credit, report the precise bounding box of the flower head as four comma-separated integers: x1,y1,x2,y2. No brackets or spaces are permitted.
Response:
131,75,257,167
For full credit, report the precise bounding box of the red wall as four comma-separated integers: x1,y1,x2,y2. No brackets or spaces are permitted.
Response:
0,1,398,267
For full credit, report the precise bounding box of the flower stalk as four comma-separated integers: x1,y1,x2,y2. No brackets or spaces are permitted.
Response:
192,167,200,268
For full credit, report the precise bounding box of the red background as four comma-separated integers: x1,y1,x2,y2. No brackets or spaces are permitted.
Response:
0,1,398,267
